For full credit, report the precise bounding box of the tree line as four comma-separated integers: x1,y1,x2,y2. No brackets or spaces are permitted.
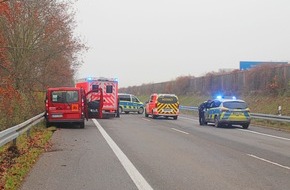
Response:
120,64,290,97
0,0,86,130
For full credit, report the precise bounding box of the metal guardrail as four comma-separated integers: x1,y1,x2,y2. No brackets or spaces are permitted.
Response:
0,112,45,147
179,105,290,123
250,113,290,122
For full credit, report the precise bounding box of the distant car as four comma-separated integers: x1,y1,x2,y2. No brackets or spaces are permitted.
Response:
118,93,144,114
204,97,251,129
145,93,179,120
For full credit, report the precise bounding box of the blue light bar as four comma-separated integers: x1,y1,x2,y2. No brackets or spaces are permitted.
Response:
216,95,222,99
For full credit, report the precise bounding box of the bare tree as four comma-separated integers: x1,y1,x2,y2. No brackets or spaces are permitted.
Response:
0,0,87,92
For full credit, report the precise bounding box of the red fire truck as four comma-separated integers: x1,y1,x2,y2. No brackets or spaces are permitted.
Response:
75,77,119,118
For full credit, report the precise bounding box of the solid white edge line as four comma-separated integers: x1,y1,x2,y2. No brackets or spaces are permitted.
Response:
238,129,290,141
92,119,153,190
171,128,189,135
247,154,290,170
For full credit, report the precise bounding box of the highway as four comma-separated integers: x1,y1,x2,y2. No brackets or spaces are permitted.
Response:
20,114,290,190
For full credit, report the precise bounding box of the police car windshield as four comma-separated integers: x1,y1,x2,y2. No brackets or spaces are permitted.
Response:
157,96,178,103
223,101,248,109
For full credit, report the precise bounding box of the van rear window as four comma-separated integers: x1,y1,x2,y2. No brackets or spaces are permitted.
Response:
51,90,79,103
157,96,178,104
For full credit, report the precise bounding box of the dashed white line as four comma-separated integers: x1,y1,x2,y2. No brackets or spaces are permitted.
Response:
179,116,197,121
171,128,189,135
247,154,290,170
92,119,153,190
238,129,290,141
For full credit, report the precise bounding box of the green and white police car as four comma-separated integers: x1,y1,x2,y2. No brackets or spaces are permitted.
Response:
118,93,144,114
204,96,251,129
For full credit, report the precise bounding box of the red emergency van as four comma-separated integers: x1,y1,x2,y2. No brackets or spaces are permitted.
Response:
75,77,119,118
45,87,86,128
145,93,179,120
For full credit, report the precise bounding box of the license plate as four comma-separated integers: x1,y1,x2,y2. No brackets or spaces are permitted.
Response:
52,114,63,118
234,112,242,116
163,109,172,112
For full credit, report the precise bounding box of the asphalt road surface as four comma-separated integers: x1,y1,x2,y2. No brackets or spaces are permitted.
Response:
20,114,290,190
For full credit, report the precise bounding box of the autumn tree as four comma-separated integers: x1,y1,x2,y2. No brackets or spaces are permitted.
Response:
0,0,87,130
0,0,86,92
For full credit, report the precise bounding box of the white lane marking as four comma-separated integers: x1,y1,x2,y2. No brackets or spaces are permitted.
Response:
92,119,153,190
171,128,189,135
238,129,290,141
247,154,290,170
142,118,151,122
179,116,197,121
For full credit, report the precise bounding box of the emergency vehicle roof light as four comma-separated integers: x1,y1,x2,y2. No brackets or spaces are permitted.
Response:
216,95,222,99
232,96,236,100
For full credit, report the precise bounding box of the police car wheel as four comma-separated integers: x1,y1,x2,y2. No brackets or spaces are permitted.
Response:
119,107,123,114
138,107,144,114
242,124,249,129
214,117,220,128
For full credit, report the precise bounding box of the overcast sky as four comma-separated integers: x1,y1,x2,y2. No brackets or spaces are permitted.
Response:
73,0,290,88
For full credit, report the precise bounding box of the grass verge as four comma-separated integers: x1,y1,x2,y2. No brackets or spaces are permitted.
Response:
0,122,56,190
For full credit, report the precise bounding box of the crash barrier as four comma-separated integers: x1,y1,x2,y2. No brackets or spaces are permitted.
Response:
0,112,45,148
179,105,290,123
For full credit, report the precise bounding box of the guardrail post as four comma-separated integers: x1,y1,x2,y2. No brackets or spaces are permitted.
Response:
278,105,282,116
13,138,17,146
27,128,31,138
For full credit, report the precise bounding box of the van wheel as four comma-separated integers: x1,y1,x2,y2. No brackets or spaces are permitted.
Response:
45,121,51,128
145,110,148,117
80,121,85,129
125,111,129,114
152,111,157,119
173,116,178,120
138,107,144,114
